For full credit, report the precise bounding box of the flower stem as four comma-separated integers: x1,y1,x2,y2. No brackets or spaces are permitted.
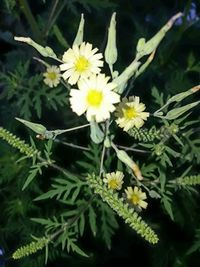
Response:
44,0,60,37
54,138,90,151
19,0,42,42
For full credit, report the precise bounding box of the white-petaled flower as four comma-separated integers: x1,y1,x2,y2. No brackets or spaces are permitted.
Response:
103,171,124,190
60,42,103,85
69,74,120,122
116,96,149,131
43,65,61,88
125,186,148,209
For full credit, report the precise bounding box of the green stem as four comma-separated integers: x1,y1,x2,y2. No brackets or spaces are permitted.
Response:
50,195,95,240
116,144,150,154
33,57,71,90
99,144,106,177
38,155,83,180
54,138,90,151
44,0,60,37
19,0,42,42
48,0,68,31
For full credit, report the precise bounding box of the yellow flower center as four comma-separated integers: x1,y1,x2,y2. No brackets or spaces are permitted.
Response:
87,89,103,107
75,56,89,72
47,72,57,81
131,194,140,205
108,179,119,189
123,106,137,119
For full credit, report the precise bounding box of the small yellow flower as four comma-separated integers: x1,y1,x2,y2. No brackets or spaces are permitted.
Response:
69,74,120,122
60,42,103,85
125,186,148,209
43,65,61,88
103,171,124,190
116,96,149,131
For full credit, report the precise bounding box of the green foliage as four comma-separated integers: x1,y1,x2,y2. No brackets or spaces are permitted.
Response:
187,228,200,255
87,174,159,244
97,200,118,248
35,176,86,201
77,143,102,173
0,61,68,119
2,0,16,12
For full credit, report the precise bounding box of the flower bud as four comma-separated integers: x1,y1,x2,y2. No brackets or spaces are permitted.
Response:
116,149,143,180
73,14,84,46
105,12,118,66
15,117,46,135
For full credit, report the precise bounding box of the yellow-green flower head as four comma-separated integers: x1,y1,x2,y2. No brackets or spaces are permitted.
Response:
60,42,103,85
125,186,148,210
103,171,124,190
69,74,120,122
116,96,149,131
43,65,61,88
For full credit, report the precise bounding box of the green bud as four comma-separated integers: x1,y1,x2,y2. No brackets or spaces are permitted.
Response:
136,38,146,53
116,149,143,180
14,36,57,59
116,149,133,169
166,84,200,105
154,144,165,156
90,121,104,144
104,136,111,148
137,12,183,57
164,101,200,120
105,12,118,66
73,14,85,46
113,61,141,93
16,117,46,135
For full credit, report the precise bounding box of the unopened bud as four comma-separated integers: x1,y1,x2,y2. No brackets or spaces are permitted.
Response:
105,12,118,66
73,14,85,46
116,149,143,180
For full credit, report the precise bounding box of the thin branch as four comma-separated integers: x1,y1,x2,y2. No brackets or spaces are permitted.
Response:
44,0,60,37
50,195,95,240
99,144,106,177
116,144,151,154
19,0,42,42
54,138,90,151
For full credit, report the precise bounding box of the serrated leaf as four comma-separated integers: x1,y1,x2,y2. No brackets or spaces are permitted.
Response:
79,214,85,236
22,168,39,190
149,190,161,199
31,218,51,225
34,190,57,201
89,206,97,236
162,195,174,220
70,242,88,257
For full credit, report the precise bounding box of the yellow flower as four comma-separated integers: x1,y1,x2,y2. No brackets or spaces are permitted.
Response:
69,74,120,122
125,186,148,209
60,42,103,85
43,65,61,88
103,171,124,190
116,96,149,131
